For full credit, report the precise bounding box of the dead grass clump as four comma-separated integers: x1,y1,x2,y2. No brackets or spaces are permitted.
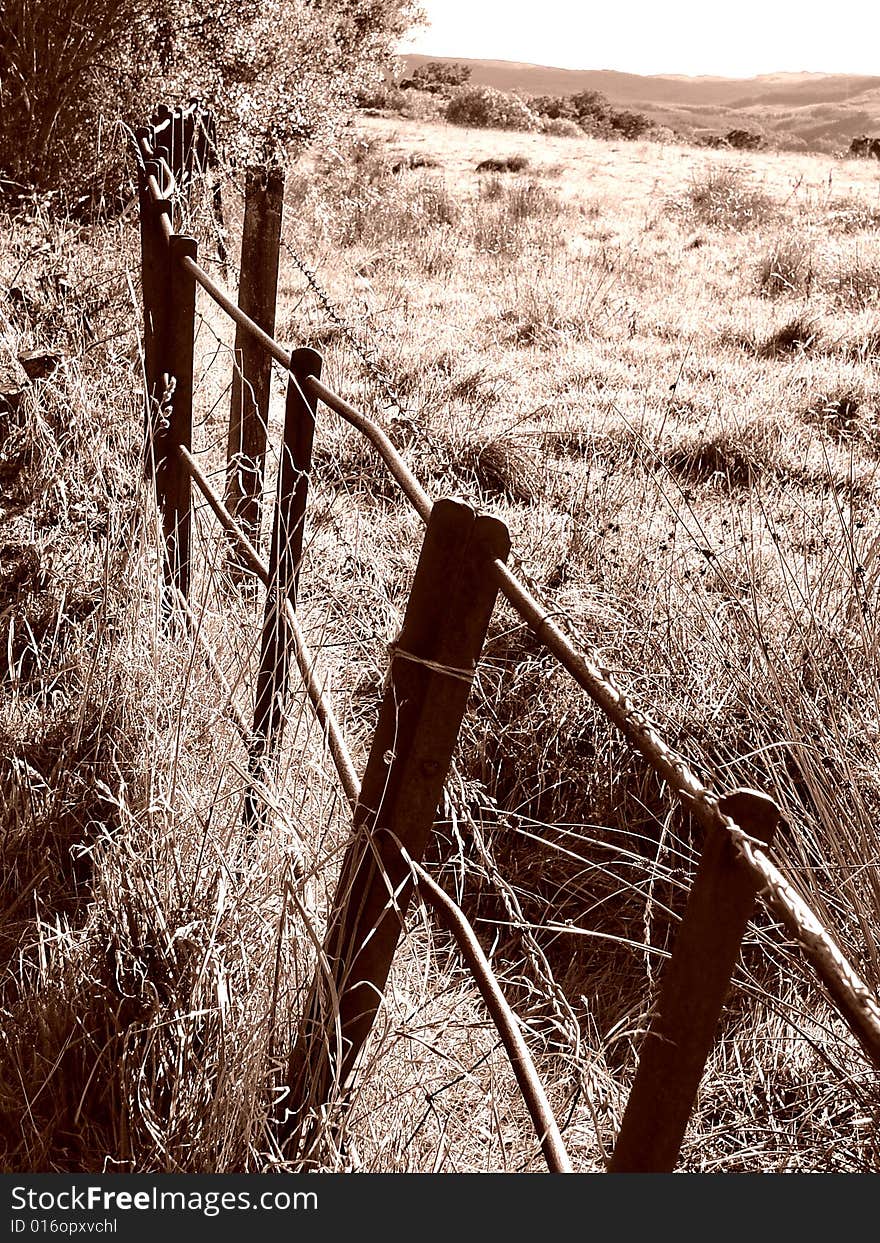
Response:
803,388,876,445
756,315,821,358
0,974,134,1169
756,235,814,297
470,180,561,254
409,178,460,229
0,392,54,515
452,627,694,1045
391,152,441,173
335,174,461,248
312,428,410,505
476,155,530,174
822,249,880,309
663,430,767,487
465,435,542,503
678,165,775,230
824,200,880,233
504,180,556,224
425,432,542,505
477,173,507,202
840,320,880,362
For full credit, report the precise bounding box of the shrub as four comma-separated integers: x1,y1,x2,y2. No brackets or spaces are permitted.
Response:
529,95,579,121
610,110,651,140
541,117,583,139
570,90,611,123
726,128,764,150
388,87,447,122
446,86,539,132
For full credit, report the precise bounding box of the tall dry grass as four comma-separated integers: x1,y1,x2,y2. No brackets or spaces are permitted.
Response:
2,115,880,1172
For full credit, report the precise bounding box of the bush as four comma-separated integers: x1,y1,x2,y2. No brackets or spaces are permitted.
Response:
386,87,447,122
476,155,530,173
610,110,651,140
541,117,583,138
727,128,764,151
529,95,579,121
446,87,539,132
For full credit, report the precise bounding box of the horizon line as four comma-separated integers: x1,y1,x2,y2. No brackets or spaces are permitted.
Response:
397,49,880,83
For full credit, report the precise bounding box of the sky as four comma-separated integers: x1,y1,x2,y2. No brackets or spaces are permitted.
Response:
400,1,880,79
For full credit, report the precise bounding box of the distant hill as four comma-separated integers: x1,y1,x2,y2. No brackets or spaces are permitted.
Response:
400,55,880,151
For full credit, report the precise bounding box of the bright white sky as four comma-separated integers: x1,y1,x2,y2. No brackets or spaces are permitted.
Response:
400,1,879,79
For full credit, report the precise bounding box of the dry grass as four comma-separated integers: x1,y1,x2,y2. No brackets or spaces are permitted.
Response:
3,113,880,1173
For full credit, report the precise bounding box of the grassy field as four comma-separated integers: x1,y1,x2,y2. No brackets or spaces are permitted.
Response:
2,113,880,1172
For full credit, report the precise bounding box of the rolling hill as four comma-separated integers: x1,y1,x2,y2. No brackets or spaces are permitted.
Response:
400,55,880,151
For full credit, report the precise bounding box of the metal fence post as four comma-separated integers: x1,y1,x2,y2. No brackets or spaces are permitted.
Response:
279,498,510,1160
608,788,780,1172
244,348,322,837
225,165,286,558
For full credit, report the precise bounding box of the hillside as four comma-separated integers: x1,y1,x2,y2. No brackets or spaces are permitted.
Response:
401,54,880,150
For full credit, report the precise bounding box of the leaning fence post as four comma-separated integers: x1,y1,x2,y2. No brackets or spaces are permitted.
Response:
244,348,322,837
136,150,171,467
155,234,197,601
225,164,286,560
279,498,510,1160
608,787,780,1173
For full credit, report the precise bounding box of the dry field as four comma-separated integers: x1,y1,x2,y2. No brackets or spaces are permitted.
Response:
2,112,880,1172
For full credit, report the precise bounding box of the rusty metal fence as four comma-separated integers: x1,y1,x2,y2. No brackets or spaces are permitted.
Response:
132,105,880,1173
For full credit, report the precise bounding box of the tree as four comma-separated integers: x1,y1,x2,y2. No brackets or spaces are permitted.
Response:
0,0,169,185
0,0,423,188
408,61,471,93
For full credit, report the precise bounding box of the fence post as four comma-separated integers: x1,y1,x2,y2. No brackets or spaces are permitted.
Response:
136,150,171,465
155,234,197,601
279,498,510,1160
244,348,322,837
225,164,286,559
608,787,780,1172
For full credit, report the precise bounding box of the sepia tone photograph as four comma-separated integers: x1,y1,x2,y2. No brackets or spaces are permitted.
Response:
1,0,879,1183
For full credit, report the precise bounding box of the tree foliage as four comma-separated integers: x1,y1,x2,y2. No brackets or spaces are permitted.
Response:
529,89,651,141
0,0,423,187
403,61,471,93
